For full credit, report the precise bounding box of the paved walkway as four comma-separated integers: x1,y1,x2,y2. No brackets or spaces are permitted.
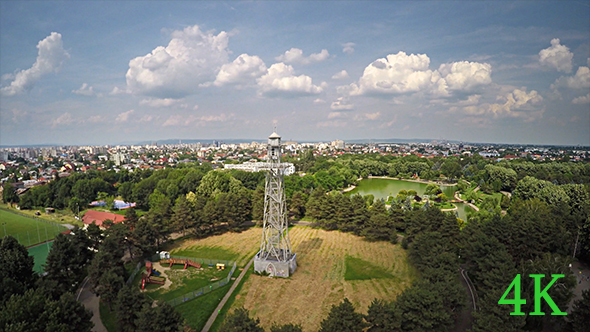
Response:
569,260,590,312
77,277,107,332
201,258,254,332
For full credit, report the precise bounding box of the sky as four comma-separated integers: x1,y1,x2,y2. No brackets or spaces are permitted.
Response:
1,1,589,146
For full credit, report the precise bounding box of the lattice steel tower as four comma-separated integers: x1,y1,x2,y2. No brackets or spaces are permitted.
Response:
253,131,297,277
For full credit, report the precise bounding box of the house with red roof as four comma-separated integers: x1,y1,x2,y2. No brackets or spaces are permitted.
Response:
82,210,125,228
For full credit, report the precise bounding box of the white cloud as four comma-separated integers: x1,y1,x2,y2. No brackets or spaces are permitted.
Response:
116,109,135,122
328,112,344,119
86,115,104,123
257,63,323,97
313,98,326,104
162,113,233,126
572,93,590,104
2,32,69,96
72,83,96,96
539,38,573,73
109,86,128,95
275,48,329,65
462,88,543,120
552,66,590,89
126,25,229,97
139,115,154,122
349,52,492,97
193,105,199,111
52,112,74,127
214,54,267,86
332,70,349,80
140,98,184,107
330,97,354,110
458,94,482,106
342,42,355,54
438,61,492,91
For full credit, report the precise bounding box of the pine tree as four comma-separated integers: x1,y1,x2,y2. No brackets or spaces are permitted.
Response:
0,236,35,306
114,286,149,332
219,307,264,332
319,298,366,332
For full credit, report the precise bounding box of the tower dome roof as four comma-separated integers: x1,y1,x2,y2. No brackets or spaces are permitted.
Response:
268,132,281,139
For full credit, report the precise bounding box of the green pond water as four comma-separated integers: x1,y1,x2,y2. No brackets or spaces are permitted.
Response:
346,178,473,220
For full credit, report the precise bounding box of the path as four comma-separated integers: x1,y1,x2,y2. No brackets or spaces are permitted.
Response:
454,267,476,332
454,191,479,212
568,260,590,312
367,175,456,186
77,277,107,332
201,258,254,332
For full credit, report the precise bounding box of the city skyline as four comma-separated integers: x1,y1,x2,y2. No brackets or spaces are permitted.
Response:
1,1,589,146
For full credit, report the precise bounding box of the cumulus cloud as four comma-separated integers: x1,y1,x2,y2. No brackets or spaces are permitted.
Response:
214,54,267,86
438,61,492,91
332,70,349,80
162,113,233,126
140,98,184,107
363,112,381,120
109,86,128,95
139,115,154,122
72,83,96,96
539,38,573,73
342,42,355,54
330,97,354,110
86,115,104,123
345,52,492,98
116,109,135,122
552,66,590,89
328,111,344,119
275,48,329,65
257,63,323,97
461,88,543,120
126,25,229,98
572,93,590,104
2,32,69,96
52,112,74,127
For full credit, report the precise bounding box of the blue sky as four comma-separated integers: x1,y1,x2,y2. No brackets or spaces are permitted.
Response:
1,1,589,146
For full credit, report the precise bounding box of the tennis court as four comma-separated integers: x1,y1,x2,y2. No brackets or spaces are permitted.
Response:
27,241,54,273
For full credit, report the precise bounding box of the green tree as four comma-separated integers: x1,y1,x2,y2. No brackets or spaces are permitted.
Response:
366,299,399,332
290,191,307,220
218,306,264,332
567,289,590,332
270,323,303,332
319,298,366,332
44,230,92,295
171,195,194,236
98,268,125,309
114,286,149,332
0,236,35,306
2,183,19,204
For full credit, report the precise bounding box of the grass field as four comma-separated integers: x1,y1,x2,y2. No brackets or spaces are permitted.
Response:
3,205,83,227
172,226,416,332
1,209,67,247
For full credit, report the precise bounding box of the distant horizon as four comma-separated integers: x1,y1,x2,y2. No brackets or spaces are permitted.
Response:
1,136,589,149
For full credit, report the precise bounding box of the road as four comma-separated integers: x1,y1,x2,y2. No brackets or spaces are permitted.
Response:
201,258,254,332
77,277,107,332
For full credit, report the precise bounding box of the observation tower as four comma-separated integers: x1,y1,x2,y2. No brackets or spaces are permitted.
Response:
253,131,297,277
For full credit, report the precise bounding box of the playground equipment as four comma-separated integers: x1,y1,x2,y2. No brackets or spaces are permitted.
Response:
142,261,165,289
216,263,225,270
160,258,202,270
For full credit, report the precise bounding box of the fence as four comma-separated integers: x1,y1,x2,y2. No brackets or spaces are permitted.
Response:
154,255,237,307
1,207,69,247
126,261,142,285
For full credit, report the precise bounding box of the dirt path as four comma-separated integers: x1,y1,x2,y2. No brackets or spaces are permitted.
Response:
152,261,173,289
201,258,254,332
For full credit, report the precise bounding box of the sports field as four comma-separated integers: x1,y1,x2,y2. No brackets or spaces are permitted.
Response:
0,209,67,247
28,242,53,273
173,226,416,332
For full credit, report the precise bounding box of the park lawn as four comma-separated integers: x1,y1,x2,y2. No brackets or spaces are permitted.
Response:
6,205,83,227
344,256,395,281
221,226,416,332
144,265,228,302
210,268,253,332
99,302,120,332
0,208,67,247
176,267,241,331
171,245,241,262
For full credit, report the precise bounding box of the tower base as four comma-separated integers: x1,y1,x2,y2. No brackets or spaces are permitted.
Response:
253,251,297,277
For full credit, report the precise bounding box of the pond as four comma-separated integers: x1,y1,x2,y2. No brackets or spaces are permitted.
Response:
345,178,473,220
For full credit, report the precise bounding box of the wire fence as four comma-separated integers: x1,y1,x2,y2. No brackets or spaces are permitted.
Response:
1,207,69,247
126,261,142,285
149,254,237,307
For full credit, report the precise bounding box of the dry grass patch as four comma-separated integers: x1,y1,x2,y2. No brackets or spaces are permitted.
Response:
231,226,416,332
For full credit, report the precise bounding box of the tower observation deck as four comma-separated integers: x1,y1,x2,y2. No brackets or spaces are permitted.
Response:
253,131,297,277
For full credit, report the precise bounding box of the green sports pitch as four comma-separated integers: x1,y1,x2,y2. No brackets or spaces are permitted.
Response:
0,209,68,247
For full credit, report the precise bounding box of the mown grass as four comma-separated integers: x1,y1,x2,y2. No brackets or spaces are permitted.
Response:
210,267,253,332
99,302,120,332
172,245,240,261
145,266,228,302
0,209,67,246
344,255,396,281
175,267,241,331
4,205,83,227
